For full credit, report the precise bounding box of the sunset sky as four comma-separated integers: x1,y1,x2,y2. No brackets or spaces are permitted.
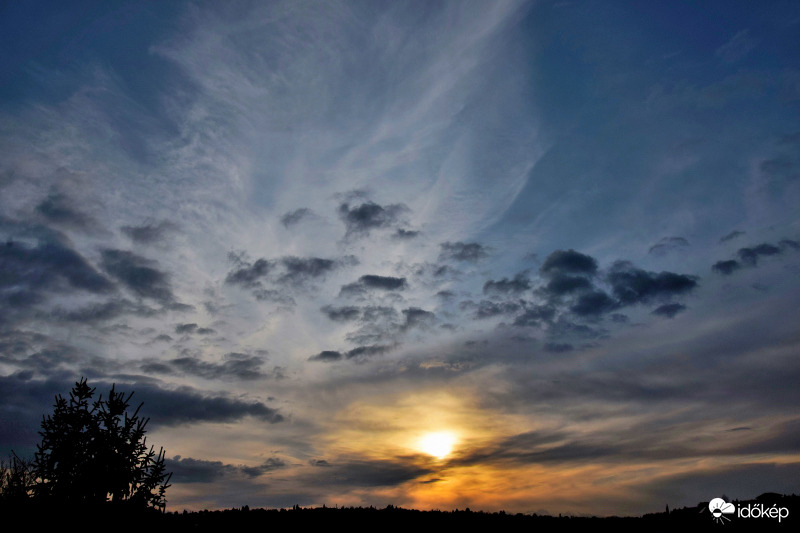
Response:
2,0,800,517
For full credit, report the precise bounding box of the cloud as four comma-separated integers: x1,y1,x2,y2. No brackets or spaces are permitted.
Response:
483,273,531,294
712,260,741,275
543,274,594,296
0,375,283,452
570,290,618,317
401,307,436,330
720,230,745,243
513,304,557,327
320,305,361,322
0,231,114,317
224,255,274,288
225,253,350,301
470,300,523,320
338,201,408,238
120,221,177,245
308,458,433,488
339,275,407,296
713,240,798,274
439,241,489,262
278,256,338,285
168,455,287,483
737,243,782,266
308,350,342,362
50,299,158,324
607,261,698,305
151,352,267,381
648,236,689,256
100,249,175,304
35,192,98,232
539,249,598,277
121,382,284,427
345,344,394,360
392,228,420,240
544,342,574,353
715,29,756,63
280,208,312,228
652,303,687,318
175,323,198,334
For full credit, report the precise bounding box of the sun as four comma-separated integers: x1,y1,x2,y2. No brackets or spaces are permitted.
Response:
418,431,457,459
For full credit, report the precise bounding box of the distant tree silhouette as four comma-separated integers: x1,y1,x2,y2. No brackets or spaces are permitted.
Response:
33,378,172,511
0,452,35,503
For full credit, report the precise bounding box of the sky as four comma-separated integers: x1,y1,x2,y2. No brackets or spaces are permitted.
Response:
1,0,799,517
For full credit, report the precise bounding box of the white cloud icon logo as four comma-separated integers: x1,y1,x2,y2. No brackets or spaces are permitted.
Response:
709,498,736,524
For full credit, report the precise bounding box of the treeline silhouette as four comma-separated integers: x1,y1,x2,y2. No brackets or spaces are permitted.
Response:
2,379,796,530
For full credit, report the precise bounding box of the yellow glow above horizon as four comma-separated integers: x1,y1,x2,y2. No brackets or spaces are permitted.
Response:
418,431,457,459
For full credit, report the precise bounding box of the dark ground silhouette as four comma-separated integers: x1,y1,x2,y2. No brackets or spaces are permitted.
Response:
3,492,794,532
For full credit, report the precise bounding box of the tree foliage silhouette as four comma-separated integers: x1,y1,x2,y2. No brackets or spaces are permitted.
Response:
33,378,172,510
0,452,35,503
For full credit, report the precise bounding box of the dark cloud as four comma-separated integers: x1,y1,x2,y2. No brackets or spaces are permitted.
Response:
252,289,296,305
35,193,97,232
648,236,689,256
779,239,800,250
278,256,337,285
162,352,267,380
652,303,687,318
118,381,284,427
737,243,781,266
540,249,598,277
0,375,283,452
240,457,288,477
392,228,420,240
309,350,342,362
436,290,455,301
280,208,312,228
513,304,556,327
432,265,457,277
320,305,361,322
0,234,114,314
339,275,407,296
544,342,574,353
712,260,742,275
50,299,158,324
544,274,594,296
720,230,745,243
570,290,618,317
168,455,287,483
483,273,531,294
607,261,698,305
402,307,435,330
120,221,177,245
175,323,198,334
466,300,523,320
338,201,408,238
439,241,489,262
345,344,394,360
225,253,348,301
309,459,331,467
100,249,175,304
310,459,432,488
167,456,232,483
225,256,274,288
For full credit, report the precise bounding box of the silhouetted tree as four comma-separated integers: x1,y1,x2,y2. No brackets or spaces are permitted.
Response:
33,378,172,511
0,452,35,503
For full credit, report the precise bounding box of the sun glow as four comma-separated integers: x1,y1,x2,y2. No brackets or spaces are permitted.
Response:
418,431,457,459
